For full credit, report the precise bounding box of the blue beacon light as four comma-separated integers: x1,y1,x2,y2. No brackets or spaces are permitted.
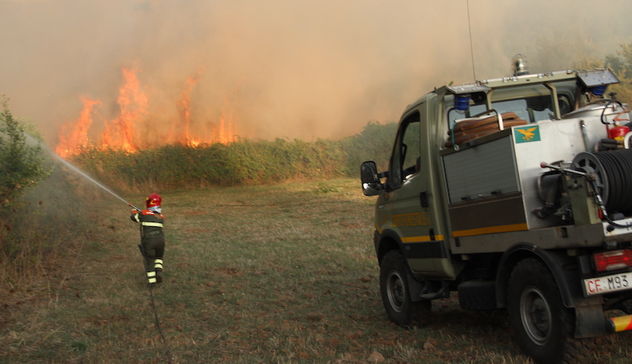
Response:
589,85,607,97
455,94,470,111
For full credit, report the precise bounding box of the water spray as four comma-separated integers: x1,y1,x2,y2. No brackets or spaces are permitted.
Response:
26,134,140,211
52,153,141,211
23,136,174,361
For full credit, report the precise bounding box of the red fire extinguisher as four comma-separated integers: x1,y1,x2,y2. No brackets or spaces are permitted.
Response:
608,125,630,141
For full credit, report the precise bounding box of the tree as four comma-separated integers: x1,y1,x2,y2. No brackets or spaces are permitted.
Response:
605,43,632,103
0,100,48,205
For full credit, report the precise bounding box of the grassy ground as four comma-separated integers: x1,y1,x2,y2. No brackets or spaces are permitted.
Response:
1,178,631,363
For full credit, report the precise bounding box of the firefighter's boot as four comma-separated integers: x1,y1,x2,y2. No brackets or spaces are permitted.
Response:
146,270,157,286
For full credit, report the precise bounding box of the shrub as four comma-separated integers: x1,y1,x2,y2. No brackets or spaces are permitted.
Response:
73,138,348,191
341,121,397,174
0,103,76,290
0,102,48,205
605,42,632,103
68,121,396,192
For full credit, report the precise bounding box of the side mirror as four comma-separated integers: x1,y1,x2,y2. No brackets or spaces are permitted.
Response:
360,161,382,196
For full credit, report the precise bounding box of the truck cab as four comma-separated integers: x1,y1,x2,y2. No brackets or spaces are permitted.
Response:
361,66,632,363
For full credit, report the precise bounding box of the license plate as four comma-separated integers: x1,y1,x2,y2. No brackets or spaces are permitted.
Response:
603,217,632,237
584,272,632,296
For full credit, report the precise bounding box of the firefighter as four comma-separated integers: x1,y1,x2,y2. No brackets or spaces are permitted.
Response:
131,193,165,286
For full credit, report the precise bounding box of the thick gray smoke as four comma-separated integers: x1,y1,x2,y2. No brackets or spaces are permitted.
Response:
1,0,631,145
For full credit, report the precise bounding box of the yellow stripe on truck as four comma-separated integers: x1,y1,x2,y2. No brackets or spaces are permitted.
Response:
452,223,528,238
402,235,445,243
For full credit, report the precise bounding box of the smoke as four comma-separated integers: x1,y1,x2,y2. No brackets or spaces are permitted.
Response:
1,0,632,146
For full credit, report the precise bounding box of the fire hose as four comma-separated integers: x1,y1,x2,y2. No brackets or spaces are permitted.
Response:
139,249,174,364
55,154,170,360
541,151,632,229
34,136,173,360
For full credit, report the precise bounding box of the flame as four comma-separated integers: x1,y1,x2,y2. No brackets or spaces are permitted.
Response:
100,67,147,153
56,66,239,155
218,116,226,142
55,97,100,158
217,113,237,144
178,75,199,145
212,98,237,145
176,78,237,147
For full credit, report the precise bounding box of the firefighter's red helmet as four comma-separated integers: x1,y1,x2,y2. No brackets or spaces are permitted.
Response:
146,193,162,208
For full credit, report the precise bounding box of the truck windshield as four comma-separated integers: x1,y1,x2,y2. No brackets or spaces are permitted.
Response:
447,94,573,128
446,80,576,128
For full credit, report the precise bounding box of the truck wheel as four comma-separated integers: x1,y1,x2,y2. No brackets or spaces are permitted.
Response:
507,258,589,363
380,250,431,327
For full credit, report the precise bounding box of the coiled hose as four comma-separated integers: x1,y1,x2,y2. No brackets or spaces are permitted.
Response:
573,149,632,228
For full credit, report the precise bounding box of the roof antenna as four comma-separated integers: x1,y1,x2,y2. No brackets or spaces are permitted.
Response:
466,0,477,81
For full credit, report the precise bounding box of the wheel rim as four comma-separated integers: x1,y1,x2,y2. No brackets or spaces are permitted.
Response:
386,271,406,313
520,287,552,345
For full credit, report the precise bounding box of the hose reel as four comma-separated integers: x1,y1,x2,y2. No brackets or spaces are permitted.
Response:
572,149,632,215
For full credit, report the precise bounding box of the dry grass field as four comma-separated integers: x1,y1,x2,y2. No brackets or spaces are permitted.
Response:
2,178,632,363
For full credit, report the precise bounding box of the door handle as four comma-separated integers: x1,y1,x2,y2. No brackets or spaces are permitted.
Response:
419,191,429,208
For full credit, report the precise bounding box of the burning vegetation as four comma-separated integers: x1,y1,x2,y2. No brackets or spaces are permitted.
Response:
55,67,237,158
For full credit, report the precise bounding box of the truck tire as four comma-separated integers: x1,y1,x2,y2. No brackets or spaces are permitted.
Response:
380,250,431,327
507,258,593,363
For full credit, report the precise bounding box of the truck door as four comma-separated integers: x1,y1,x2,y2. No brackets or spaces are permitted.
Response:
384,106,454,279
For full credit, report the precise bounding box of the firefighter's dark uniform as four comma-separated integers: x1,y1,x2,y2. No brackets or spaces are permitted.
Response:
131,209,165,285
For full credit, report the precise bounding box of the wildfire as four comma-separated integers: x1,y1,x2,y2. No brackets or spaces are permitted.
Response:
183,114,236,147
177,75,199,146
100,67,147,153
173,76,237,147
55,67,239,156
55,97,100,158
217,113,236,144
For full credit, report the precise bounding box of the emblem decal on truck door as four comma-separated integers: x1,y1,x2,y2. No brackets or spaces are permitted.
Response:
514,125,540,143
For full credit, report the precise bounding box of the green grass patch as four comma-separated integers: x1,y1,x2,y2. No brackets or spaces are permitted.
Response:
3,179,632,363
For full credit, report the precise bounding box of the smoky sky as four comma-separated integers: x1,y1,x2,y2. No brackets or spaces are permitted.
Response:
1,0,632,145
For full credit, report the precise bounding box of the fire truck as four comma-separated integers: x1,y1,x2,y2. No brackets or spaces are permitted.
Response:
361,61,632,363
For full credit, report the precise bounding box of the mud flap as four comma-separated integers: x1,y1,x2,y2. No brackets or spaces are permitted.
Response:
574,296,607,338
407,270,424,302
458,280,497,310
